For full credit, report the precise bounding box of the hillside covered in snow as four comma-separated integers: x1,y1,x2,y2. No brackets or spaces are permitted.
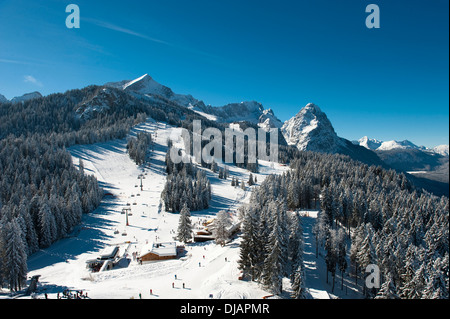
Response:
0,73,448,301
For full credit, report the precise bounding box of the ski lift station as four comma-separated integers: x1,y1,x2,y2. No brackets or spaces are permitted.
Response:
85,246,120,272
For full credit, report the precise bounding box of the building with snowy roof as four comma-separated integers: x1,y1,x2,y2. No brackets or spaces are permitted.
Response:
138,242,178,262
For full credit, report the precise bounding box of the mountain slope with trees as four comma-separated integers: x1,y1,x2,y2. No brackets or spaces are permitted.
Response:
240,151,448,298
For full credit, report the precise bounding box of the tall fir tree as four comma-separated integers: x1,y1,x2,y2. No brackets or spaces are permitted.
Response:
3,220,28,291
177,203,192,244
214,210,231,246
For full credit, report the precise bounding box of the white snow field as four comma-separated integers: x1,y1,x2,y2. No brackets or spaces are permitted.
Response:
23,118,292,299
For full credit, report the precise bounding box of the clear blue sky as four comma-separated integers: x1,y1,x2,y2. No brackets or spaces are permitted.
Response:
0,0,448,147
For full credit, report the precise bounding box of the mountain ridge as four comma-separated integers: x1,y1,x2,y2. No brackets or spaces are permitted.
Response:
0,91,43,104
105,74,283,130
105,74,445,173
355,136,448,156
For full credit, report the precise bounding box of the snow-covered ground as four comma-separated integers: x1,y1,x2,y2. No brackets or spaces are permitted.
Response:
20,118,290,299
301,211,362,299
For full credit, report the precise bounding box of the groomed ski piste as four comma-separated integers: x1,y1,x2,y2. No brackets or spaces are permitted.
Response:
17,118,361,299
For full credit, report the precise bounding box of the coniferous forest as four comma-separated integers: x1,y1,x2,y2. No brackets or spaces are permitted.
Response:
0,85,207,291
238,151,448,299
127,132,153,165
161,146,211,213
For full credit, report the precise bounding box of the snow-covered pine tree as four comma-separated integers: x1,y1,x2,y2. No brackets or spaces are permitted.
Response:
291,264,307,299
350,225,364,286
289,211,306,298
2,219,28,291
312,211,329,258
78,158,85,174
325,228,337,291
213,210,231,246
408,263,427,299
320,185,333,227
248,173,254,186
375,274,399,299
288,211,304,274
177,203,192,244
287,182,299,210
422,253,449,299
17,200,39,255
238,205,260,280
356,226,377,297
261,200,285,295
336,228,347,291
211,160,218,173
38,202,57,248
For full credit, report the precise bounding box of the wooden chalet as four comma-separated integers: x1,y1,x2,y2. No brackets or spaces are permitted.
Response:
138,242,178,262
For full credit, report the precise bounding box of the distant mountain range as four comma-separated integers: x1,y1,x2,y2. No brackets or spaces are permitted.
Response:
106,74,284,130
0,91,42,104
1,74,448,195
355,136,449,156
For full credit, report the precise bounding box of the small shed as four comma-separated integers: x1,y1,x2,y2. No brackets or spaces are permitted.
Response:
139,242,177,262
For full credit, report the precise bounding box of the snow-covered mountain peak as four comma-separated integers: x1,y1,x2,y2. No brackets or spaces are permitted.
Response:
303,102,322,114
356,136,450,158
107,74,204,109
123,74,170,96
122,73,151,89
358,136,383,150
432,145,449,157
355,137,430,152
281,103,343,152
377,140,419,151
197,100,282,129
258,108,283,130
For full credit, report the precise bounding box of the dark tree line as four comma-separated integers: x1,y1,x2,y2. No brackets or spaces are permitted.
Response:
0,137,103,290
238,196,305,298
127,132,152,165
161,147,211,213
